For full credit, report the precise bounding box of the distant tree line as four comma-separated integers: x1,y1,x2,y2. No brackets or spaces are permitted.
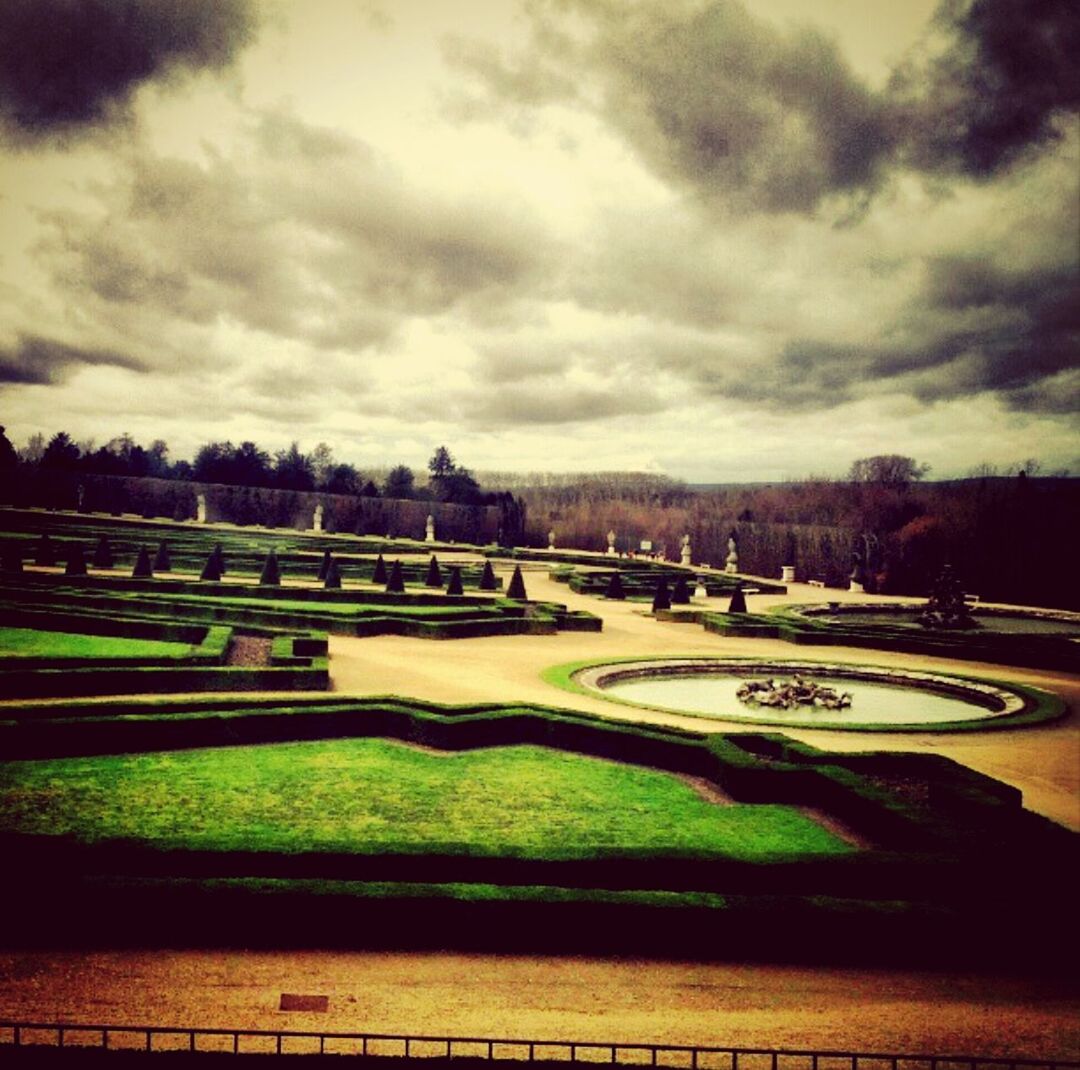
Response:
516,455,1077,610
0,429,526,544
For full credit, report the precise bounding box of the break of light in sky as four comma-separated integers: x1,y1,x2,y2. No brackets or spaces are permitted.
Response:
0,0,1077,482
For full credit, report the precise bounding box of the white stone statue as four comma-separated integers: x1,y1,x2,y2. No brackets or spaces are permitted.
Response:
606,529,617,556
680,533,692,567
425,514,435,543
313,503,324,532
196,493,207,524
548,529,556,550
724,533,738,574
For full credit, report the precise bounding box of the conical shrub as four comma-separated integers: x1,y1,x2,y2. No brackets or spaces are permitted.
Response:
317,549,332,581
372,554,388,584
131,545,154,578
212,543,226,576
324,559,342,589
64,544,87,576
153,540,171,571
671,575,691,604
604,571,626,599
478,560,497,591
385,559,405,593
506,565,527,600
651,578,671,613
35,534,56,567
446,566,464,596
91,536,113,569
727,582,747,614
200,551,222,582
259,550,281,586
425,555,442,587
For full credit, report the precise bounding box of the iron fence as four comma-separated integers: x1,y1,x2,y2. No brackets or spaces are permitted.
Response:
0,1021,1077,1068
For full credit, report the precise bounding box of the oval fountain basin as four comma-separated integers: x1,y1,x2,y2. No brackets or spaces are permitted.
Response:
576,659,1028,729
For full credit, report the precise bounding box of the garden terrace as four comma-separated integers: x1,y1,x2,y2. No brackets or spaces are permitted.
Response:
0,614,327,697
0,572,599,640
695,604,1080,674
549,563,784,599
0,508,502,588
0,693,1072,965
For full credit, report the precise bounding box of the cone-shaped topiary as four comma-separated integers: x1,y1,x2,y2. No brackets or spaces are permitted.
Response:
91,536,113,569
153,540,171,571
651,578,671,612
200,551,222,582
372,554,388,584
317,549,332,581
478,560,497,591
259,549,281,586
2,545,23,573
671,575,691,604
211,543,226,576
324,559,342,589
35,534,56,567
727,582,747,614
506,565,527,600
385,559,405,593
64,544,87,576
131,545,154,578
425,555,442,587
604,571,626,599
446,566,464,596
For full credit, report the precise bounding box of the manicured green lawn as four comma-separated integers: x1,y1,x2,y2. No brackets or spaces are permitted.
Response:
0,740,853,861
0,627,196,660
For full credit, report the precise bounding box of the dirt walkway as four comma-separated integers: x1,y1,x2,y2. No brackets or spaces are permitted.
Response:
1,951,1076,1058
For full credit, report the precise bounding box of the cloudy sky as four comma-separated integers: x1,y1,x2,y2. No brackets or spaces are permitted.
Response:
1,0,1077,482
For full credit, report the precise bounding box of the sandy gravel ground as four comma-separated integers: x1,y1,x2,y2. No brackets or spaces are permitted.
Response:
1,951,1077,1059
3,559,1078,1055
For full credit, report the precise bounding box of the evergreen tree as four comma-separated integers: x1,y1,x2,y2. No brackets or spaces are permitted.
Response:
604,570,626,599
386,559,405,593
200,551,222,582
372,554,388,584
446,566,464,596
259,550,281,586
727,582,747,614
92,536,114,569
651,578,671,612
478,560,498,591
153,541,171,571
64,543,87,576
317,549,333,581
324,559,342,589
132,545,154,578
425,555,442,587
506,565,527,600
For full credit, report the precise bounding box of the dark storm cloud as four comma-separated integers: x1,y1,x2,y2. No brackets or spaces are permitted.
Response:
446,0,892,213
34,112,556,356
889,0,1080,178
666,258,1080,413
0,0,256,145
447,0,1080,214
0,333,144,384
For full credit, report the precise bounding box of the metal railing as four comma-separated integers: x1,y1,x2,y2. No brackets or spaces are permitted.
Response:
0,1021,1076,1068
